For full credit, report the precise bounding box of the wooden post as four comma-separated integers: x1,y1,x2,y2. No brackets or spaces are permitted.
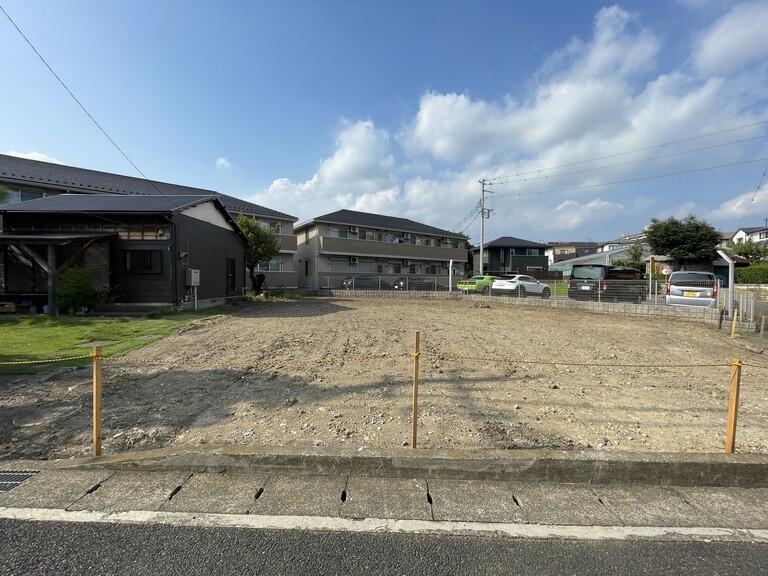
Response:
724,359,742,454
411,331,421,449
730,307,739,339
92,345,103,456
761,315,766,339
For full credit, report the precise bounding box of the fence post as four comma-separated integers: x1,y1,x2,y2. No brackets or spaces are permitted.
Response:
724,359,742,454
92,345,103,456
730,307,739,339
761,315,766,339
411,331,421,449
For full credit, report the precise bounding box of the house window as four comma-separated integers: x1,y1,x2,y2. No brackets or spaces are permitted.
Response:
499,250,504,263
526,248,540,256
124,249,162,273
226,258,237,294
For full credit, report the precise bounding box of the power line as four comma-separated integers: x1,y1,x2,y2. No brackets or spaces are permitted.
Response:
493,157,768,199
0,4,173,204
486,120,768,183
489,135,768,187
452,201,481,233
737,161,768,229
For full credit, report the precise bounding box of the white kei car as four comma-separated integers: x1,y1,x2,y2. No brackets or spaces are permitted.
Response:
491,275,551,299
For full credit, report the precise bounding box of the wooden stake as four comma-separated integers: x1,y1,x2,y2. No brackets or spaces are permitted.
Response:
730,307,739,339
411,331,420,449
725,359,742,454
92,345,103,456
761,315,766,339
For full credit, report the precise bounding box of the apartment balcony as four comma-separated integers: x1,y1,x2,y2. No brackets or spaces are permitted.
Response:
319,236,466,262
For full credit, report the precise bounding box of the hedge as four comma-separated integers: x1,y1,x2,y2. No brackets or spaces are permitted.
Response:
735,264,768,284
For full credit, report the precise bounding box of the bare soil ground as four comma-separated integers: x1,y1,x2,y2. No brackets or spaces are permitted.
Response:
2,296,767,461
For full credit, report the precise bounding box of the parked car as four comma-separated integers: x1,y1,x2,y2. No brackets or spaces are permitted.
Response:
392,276,447,291
567,264,646,303
665,271,718,308
456,275,497,294
342,276,391,290
491,275,551,298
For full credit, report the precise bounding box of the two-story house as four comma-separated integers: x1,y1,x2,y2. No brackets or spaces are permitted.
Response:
0,154,299,290
294,209,468,289
472,237,549,276
732,225,768,245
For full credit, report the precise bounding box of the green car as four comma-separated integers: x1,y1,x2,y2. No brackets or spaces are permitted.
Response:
456,275,497,295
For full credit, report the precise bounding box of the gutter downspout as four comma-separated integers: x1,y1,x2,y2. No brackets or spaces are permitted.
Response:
716,249,734,318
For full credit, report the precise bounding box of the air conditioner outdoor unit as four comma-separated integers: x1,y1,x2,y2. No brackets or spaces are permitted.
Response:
349,256,359,264
403,259,411,266
349,226,359,233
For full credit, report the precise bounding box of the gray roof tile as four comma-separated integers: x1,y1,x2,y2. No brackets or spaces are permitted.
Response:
0,154,296,221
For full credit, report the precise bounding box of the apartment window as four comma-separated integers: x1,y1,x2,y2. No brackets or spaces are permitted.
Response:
329,226,349,238
124,249,162,273
260,221,282,234
257,259,282,272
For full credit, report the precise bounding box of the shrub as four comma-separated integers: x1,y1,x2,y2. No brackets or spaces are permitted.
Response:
735,264,768,284
57,266,98,314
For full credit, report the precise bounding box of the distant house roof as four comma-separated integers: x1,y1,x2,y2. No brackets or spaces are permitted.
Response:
0,153,297,221
295,208,463,238
482,236,548,249
549,246,630,272
545,241,599,248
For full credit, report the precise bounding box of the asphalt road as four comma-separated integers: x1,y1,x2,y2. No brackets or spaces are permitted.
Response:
2,519,766,576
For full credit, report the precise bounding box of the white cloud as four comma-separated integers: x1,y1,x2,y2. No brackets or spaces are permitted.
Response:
216,157,232,169
247,120,400,220
248,4,768,241
693,1,768,75
542,198,624,231
705,184,768,221
5,151,62,164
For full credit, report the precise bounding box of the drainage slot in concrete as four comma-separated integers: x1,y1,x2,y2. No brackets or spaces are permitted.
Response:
85,483,102,495
512,495,521,507
254,487,264,501
340,489,347,503
168,485,183,501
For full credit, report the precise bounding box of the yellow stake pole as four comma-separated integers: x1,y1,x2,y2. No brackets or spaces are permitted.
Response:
730,308,739,339
92,345,103,456
725,359,742,454
412,331,421,449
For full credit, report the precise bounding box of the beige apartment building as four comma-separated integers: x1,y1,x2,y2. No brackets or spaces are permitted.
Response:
294,209,468,289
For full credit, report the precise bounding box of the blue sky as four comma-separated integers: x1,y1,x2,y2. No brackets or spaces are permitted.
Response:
2,0,768,244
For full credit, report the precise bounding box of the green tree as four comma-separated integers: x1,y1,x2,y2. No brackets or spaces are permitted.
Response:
731,238,768,263
237,214,282,292
645,215,721,265
0,184,10,204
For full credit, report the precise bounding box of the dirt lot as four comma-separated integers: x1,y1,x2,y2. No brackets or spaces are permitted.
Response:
2,296,767,461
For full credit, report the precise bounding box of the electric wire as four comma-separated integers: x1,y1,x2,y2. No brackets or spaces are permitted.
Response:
486,120,768,183
0,5,179,207
493,157,768,199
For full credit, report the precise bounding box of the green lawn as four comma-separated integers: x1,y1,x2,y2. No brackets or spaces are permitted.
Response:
0,308,226,375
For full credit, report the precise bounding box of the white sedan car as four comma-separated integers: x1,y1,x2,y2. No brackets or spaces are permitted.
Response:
491,275,551,298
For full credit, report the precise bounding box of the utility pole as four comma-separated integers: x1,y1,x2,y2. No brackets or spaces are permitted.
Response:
478,179,493,275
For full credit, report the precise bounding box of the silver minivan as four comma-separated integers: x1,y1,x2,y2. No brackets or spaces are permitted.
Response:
665,271,718,308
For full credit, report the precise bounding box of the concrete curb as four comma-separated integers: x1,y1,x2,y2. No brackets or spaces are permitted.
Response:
46,445,768,487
